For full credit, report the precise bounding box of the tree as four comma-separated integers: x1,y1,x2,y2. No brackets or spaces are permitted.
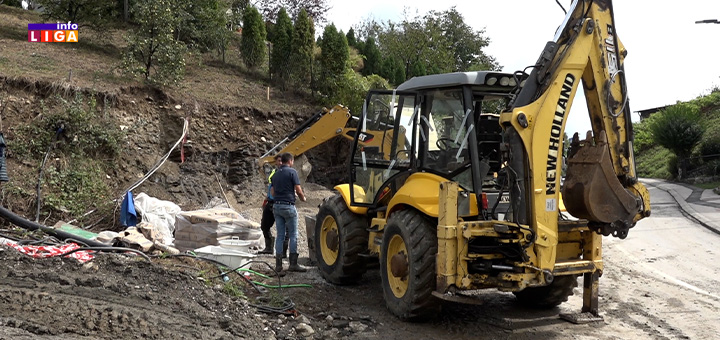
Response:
254,0,329,23
435,7,499,72
290,8,314,89
240,6,267,70
270,7,293,87
372,7,499,80
176,0,231,57
346,28,356,48
649,103,705,179
122,0,187,86
317,23,349,96
35,0,117,30
360,36,380,76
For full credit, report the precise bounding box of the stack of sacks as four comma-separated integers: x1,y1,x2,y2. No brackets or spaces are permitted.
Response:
173,207,261,252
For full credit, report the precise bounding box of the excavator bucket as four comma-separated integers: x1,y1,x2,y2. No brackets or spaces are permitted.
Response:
562,132,640,232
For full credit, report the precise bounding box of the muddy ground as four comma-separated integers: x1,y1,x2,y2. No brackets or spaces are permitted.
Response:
3,184,716,340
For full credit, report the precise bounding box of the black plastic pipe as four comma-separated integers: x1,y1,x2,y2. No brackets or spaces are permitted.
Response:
0,204,108,248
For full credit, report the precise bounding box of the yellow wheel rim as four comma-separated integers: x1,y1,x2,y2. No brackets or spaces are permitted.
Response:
320,215,340,266
386,234,409,298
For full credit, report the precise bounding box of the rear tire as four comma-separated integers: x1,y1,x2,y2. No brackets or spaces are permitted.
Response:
380,209,439,321
513,275,578,308
314,195,369,285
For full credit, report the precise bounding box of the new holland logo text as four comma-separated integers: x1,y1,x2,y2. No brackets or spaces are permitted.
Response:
546,73,575,195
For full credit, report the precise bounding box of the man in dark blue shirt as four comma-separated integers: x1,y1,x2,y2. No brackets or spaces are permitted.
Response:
270,152,307,272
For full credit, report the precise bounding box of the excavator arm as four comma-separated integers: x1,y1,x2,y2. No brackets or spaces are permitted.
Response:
500,0,650,270
258,104,399,175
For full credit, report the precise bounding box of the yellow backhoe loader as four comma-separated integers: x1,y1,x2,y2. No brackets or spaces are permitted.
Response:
310,0,650,321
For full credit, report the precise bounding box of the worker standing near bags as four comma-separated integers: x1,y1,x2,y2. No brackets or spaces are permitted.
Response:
258,155,289,256
270,152,307,272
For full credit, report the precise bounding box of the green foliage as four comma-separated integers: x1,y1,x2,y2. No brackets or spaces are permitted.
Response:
347,47,364,72
436,7,498,72
360,36,380,76
632,119,655,153
35,0,117,30
177,0,232,60
222,282,246,298
317,23,349,95
254,0,329,23
635,145,673,179
269,7,293,87
370,6,498,83
697,118,720,160
290,9,314,88
392,58,405,85
12,93,123,161
42,159,114,217
8,94,122,220
240,6,267,70
690,90,720,113
122,0,187,86
346,28,357,47
332,69,367,115
649,103,704,156
648,103,704,178
365,74,390,90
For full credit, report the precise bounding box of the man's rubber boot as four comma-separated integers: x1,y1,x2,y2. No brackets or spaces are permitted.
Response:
288,253,307,272
282,240,289,259
274,256,283,273
258,236,274,254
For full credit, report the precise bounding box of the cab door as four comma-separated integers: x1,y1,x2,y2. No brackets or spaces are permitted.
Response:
348,90,420,207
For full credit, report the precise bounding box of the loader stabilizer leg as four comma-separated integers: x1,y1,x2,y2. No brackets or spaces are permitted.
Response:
560,226,604,324
582,271,599,315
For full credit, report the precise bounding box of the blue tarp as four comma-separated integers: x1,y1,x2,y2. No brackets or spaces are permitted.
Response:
120,191,137,227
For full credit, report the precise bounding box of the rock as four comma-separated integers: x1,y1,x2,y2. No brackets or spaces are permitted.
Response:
295,323,314,337
175,104,182,110
322,328,341,339
348,321,368,333
297,315,311,325
261,136,267,142
331,319,349,328
325,315,334,324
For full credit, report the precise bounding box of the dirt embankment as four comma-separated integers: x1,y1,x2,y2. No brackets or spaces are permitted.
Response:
0,75,324,228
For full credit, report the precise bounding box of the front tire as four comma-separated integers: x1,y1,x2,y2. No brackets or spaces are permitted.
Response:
380,209,439,321
314,195,369,285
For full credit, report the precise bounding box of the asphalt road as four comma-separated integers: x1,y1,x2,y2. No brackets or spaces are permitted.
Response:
289,182,720,340
594,183,720,339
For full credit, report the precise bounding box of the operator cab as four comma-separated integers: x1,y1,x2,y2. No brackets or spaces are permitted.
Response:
348,71,520,220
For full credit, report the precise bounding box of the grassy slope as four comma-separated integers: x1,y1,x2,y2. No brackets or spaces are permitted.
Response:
0,5,311,112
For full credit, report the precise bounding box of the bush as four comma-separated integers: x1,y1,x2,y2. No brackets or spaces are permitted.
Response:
649,103,704,179
697,118,720,160
632,119,654,153
7,93,123,222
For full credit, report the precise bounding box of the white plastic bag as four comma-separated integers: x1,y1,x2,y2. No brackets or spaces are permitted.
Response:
133,192,182,245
